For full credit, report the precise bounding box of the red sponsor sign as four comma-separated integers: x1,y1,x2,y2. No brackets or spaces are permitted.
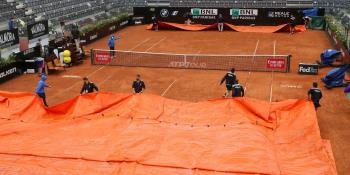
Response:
95,51,111,63
267,58,286,69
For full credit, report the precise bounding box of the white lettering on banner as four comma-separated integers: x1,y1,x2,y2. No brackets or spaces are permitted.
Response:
96,55,109,61
192,16,216,20
298,63,319,75
94,52,111,63
0,32,16,45
191,8,218,16
231,16,256,20
90,34,98,40
23,47,34,55
201,9,218,15
230,9,258,20
231,9,258,16
171,11,178,16
299,66,317,73
239,9,258,16
268,11,291,18
268,60,284,67
0,67,17,79
160,9,169,17
168,61,207,69
280,84,303,89
31,23,46,34
267,58,286,69
119,21,129,27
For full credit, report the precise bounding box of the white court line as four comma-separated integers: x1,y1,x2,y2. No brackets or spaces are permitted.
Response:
269,72,274,103
130,38,151,51
244,40,260,93
273,40,277,58
161,80,177,97
253,40,260,55
145,37,167,52
62,75,81,79
99,75,113,86
269,40,277,103
87,66,105,78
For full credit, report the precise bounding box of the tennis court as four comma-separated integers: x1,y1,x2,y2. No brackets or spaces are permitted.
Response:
0,25,349,174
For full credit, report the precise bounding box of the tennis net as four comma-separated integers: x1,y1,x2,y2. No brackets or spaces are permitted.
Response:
90,49,291,73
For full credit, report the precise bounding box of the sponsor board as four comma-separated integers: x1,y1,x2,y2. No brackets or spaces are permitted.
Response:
23,47,35,56
89,34,98,41
160,9,169,17
94,51,111,64
0,67,17,79
298,63,319,75
191,8,218,16
267,11,291,18
230,9,258,20
160,9,179,18
0,29,19,48
81,16,131,45
0,63,20,83
27,20,49,40
14,45,41,61
119,20,129,27
266,58,286,69
191,8,218,20
134,7,316,25
171,11,179,16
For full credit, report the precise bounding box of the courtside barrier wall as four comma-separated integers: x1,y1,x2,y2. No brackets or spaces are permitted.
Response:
80,16,132,45
91,49,291,73
326,24,350,63
134,7,325,26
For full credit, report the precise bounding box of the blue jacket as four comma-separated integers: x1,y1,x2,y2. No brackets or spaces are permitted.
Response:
35,75,48,94
108,36,115,48
8,19,15,30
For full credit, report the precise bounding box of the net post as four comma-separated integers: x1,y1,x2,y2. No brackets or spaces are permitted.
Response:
287,55,292,73
90,49,94,65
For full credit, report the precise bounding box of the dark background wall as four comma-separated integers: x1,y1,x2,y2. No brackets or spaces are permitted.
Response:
134,7,325,26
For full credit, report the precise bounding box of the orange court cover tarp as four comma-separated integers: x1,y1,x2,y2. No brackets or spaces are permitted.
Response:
146,22,306,33
0,91,336,174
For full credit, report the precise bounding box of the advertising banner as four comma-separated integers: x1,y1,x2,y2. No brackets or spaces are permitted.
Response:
81,17,131,45
298,63,319,75
134,7,324,26
94,51,111,64
267,58,286,69
27,20,49,40
0,62,20,83
0,29,19,48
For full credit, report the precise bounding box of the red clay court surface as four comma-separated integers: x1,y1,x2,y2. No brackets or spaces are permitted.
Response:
0,25,349,174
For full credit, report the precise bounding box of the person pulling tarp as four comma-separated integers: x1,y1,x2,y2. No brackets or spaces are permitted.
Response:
322,64,349,89
316,49,343,67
